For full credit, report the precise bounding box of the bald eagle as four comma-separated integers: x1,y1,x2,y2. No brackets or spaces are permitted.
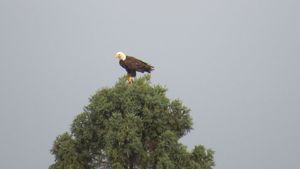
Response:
115,52,154,83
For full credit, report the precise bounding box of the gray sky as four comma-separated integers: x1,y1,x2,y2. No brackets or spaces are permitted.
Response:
0,0,299,169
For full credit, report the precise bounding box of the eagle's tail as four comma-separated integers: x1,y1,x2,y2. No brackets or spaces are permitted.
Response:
146,65,154,73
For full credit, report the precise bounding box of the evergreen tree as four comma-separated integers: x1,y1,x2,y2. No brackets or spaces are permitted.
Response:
49,75,215,169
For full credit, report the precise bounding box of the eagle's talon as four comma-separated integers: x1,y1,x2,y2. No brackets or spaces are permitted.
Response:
128,76,134,84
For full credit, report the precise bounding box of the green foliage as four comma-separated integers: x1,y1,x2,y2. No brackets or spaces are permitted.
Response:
49,133,86,169
50,75,215,169
191,145,215,169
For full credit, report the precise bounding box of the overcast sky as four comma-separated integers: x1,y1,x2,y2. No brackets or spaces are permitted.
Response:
0,0,299,169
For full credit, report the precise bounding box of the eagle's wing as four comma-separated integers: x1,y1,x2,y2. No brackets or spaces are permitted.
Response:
126,56,154,72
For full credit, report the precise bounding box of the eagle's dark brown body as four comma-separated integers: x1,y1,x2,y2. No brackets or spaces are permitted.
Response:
119,56,154,78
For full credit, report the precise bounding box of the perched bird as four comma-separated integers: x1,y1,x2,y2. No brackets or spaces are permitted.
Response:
115,52,154,83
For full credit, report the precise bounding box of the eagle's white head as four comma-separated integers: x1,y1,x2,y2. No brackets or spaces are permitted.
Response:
115,52,126,61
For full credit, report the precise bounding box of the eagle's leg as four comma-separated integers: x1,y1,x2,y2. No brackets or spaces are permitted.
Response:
127,74,131,83
130,76,134,83
127,74,134,84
